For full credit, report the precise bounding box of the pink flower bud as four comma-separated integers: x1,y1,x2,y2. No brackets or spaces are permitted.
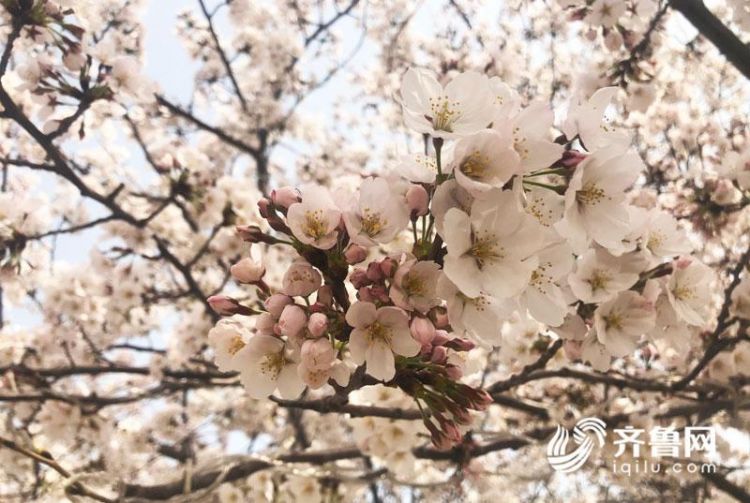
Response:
445,337,475,352
446,364,463,380
366,262,384,282
301,338,335,370
432,330,450,346
344,244,368,264
406,184,429,217
674,256,692,270
358,287,376,303
264,294,292,319
441,420,462,444
431,346,448,364
278,305,307,338
255,312,276,335
560,150,586,167
369,285,390,303
410,317,436,345
307,312,328,338
257,198,272,218
235,225,265,243
282,260,322,297
207,295,254,316
379,257,396,278
349,269,370,289
434,311,450,329
230,257,265,284
271,186,300,209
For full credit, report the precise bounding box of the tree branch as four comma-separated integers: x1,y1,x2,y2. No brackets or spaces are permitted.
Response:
669,0,750,80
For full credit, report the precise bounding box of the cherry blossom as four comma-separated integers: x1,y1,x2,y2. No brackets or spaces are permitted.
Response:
345,301,420,381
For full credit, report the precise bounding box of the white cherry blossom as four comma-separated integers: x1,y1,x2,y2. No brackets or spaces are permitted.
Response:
287,185,342,249
342,177,410,246
345,301,420,381
556,147,644,252
443,189,544,299
399,68,494,139
666,257,715,326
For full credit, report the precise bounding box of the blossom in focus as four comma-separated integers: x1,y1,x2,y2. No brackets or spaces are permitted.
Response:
207,318,250,372
519,241,574,326
389,257,441,313
594,291,656,357
282,260,322,297
345,301,420,381
287,185,341,249
438,273,509,347
451,130,520,196
399,68,494,139
443,189,544,299
562,87,629,151
342,177,410,246
556,147,644,252
666,257,715,326
568,248,640,303
236,334,305,399
497,101,565,172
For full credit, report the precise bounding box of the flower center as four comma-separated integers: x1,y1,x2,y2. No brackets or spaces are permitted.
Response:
303,210,328,240
469,233,503,268
367,321,392,344
602,312,623,331
228,336,245,355
576,183,608,206
402,272,426,296
360,209,387,237
427,96,460,132
673,285,696,301
526,198,554,227
460,150,490,180
513,126,530,160
259,350,285,378
647,231,664,251
531,262,553,294
587,269,611,293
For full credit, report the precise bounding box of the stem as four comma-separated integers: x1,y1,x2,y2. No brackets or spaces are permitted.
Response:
433,137,444,179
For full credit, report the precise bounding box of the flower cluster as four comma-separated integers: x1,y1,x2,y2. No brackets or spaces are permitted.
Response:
207,68,713,448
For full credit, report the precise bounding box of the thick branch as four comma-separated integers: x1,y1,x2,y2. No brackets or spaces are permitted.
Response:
669,0,750,80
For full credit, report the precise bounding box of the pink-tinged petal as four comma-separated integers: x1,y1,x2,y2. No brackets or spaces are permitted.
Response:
276,364,306,398
390,328,421,357
376,306,409,328
482,258,535,299
365,342,396,381
526,285,568,327
348,329,368,365
239,366,278,399
442,208,472,255
519,138,565,172
345,301,377,328
245,334,284,356
444,255,482,298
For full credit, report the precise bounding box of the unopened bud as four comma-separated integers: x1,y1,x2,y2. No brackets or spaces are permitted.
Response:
207,295,255,316
410,317,436,345
230,257,265,283
344,244,368,264
406,184,429,217
271,186,300,209
307,312,328,338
